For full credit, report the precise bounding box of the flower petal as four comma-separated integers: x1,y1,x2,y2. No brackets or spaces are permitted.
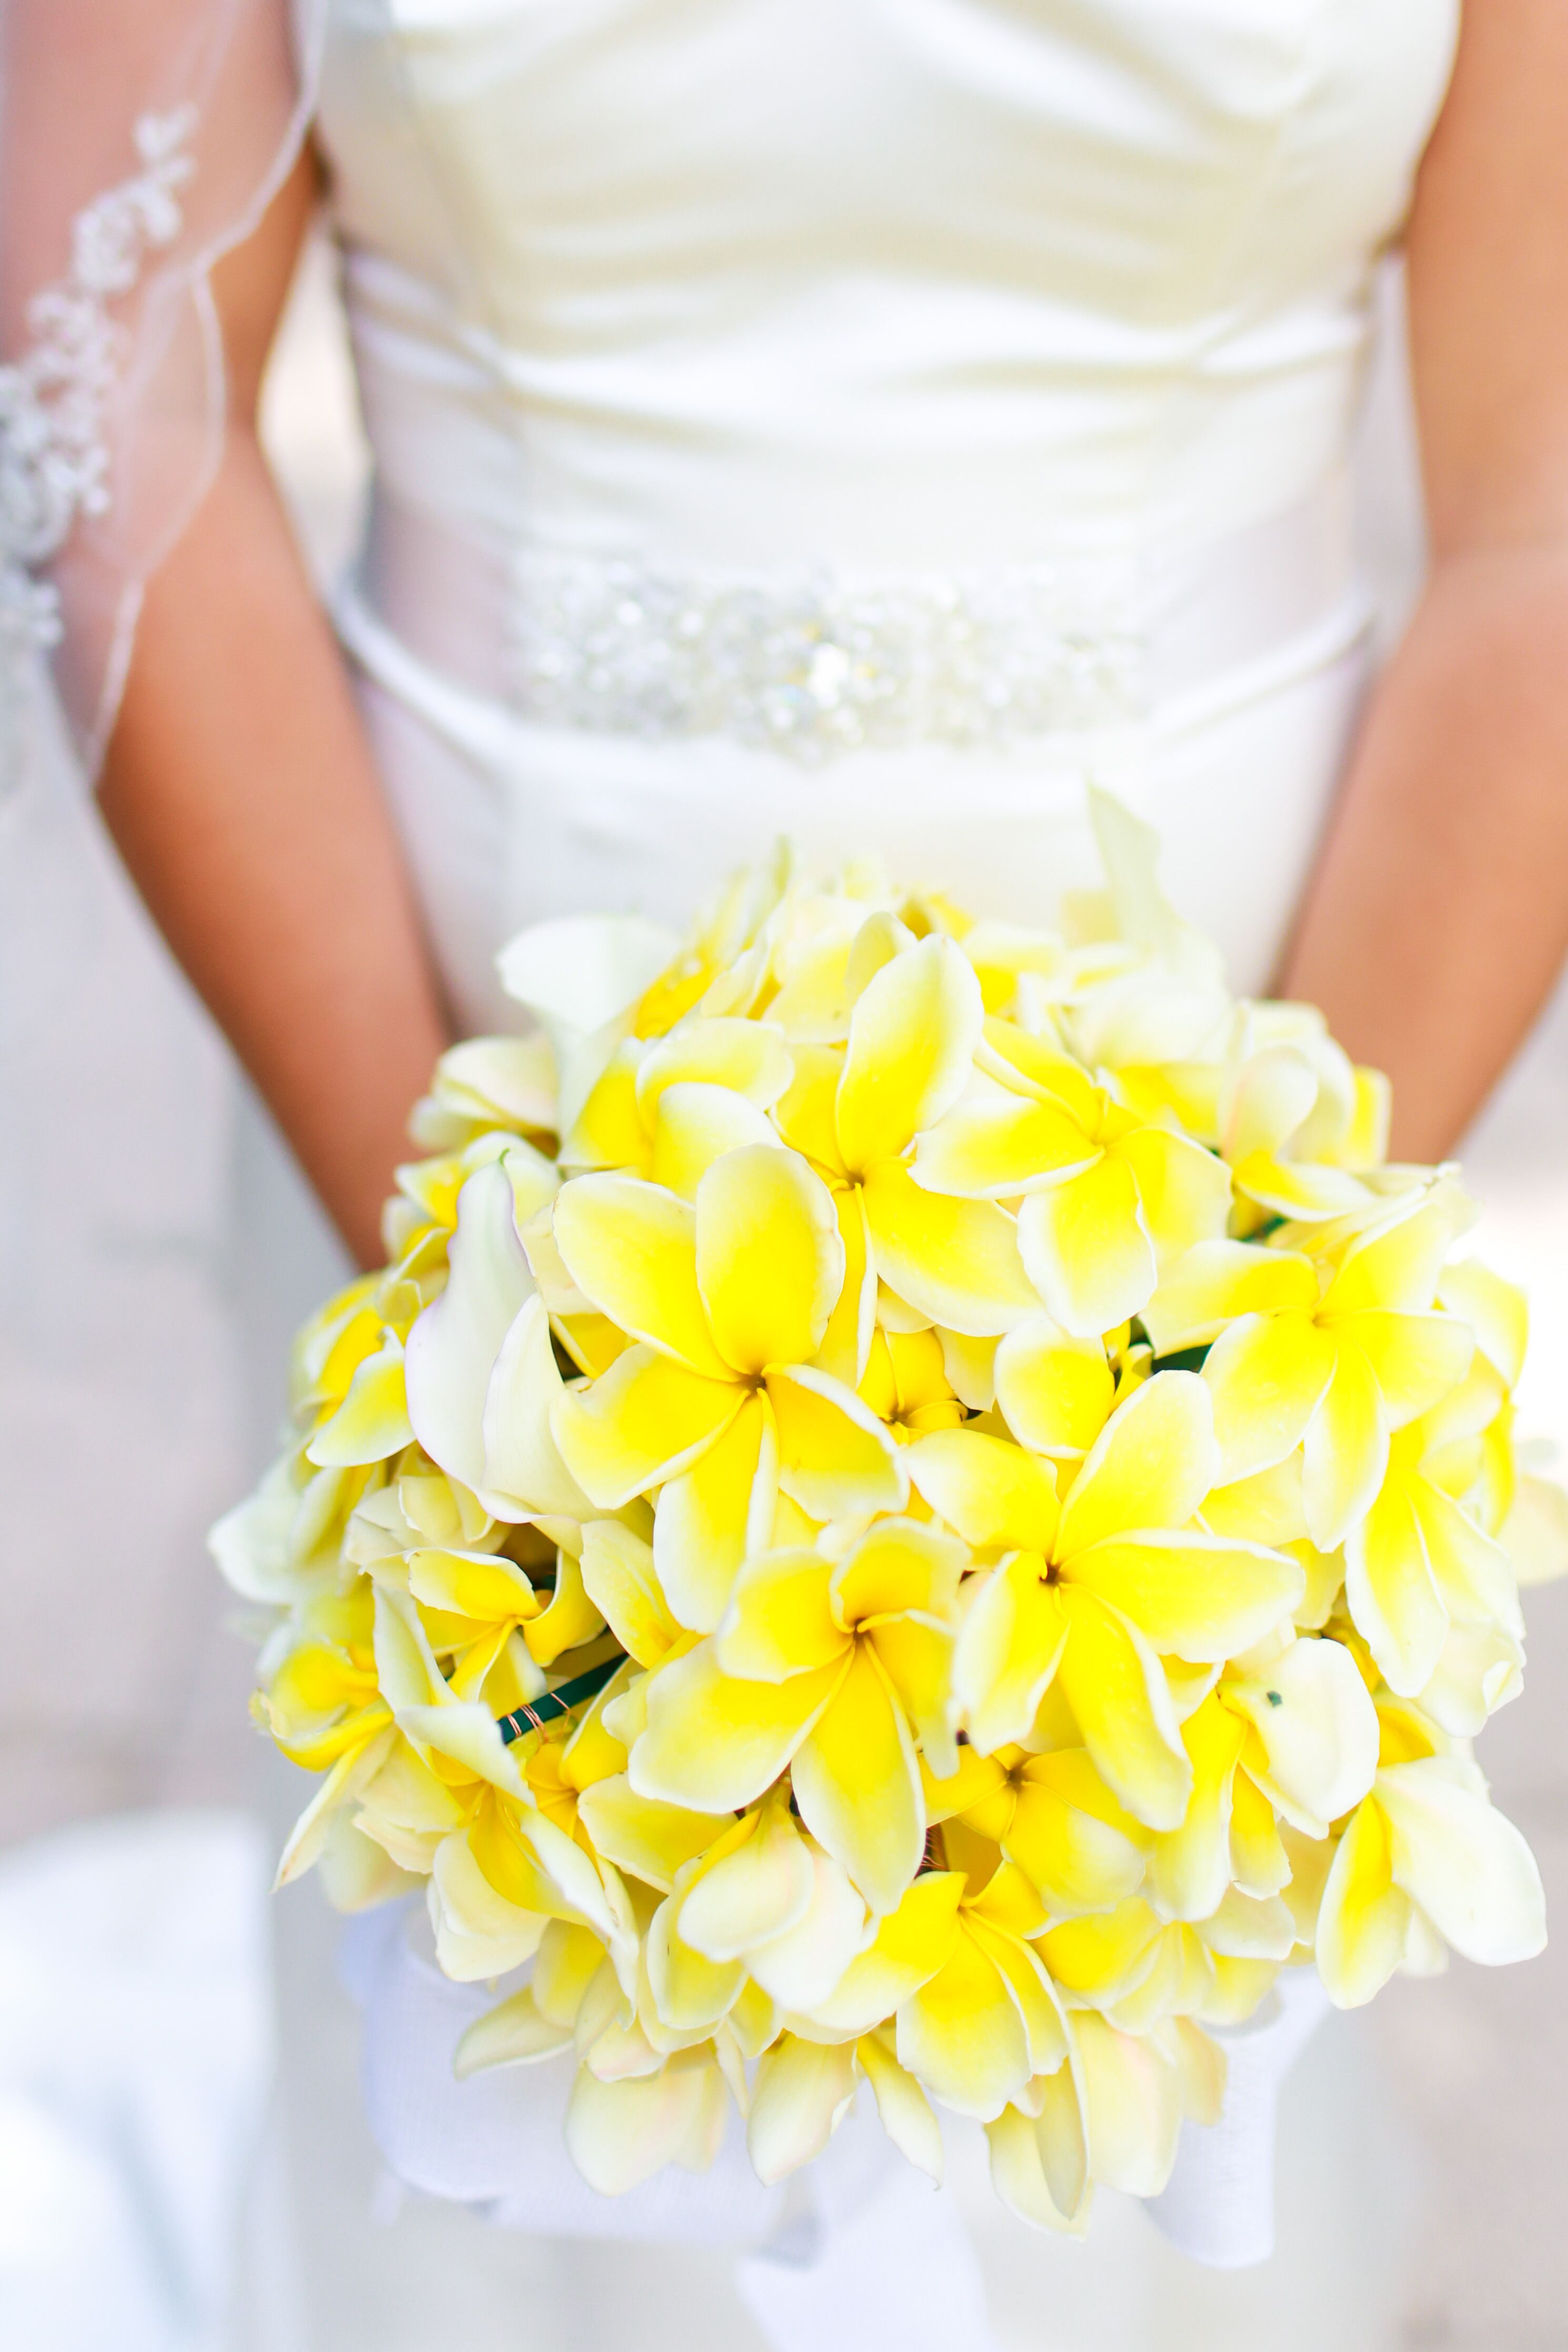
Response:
635,1015,793,1121
1007,1751,1150,1919
1062,1530,1304,1665
646,1894,746,2030
1315,1796,1412,2008
631,1640,842,1812
480,1293,595,1522
1201,1311,1335,1487
835,935,983,1174
306,1332,414,1469
561,1037,650,1174
405,1161,535,1489
455,1986,573,2076
575,1774,726,1891
1225,1635,1380,1835
1055,1592,1191,1832
1074,2012,1182,2196
648,1081,782,1200
695,1145,845,1374
521,1540,607,1666
793,1645,926,1914
913,1088,1098,1200
1377,1758,1546,1967
405,1547,540,1625
1411,1476,1522,1637
718,1548,845,1681
1017,1157,1156,1339
993,1317,1114,1460
1055,1371,1216,1560
1438,1260,1529,1391
749,1841,869,2010
895,1924,1031,2120
578,1520,682,1668
1144,1696,1245,1922
1114,1125,1231,1263
1306,1296,1405,1504
565,2050,728,2194
1324,1181,1474,1317
857,2032,944,2184
1339,1309,1474,1432
1221,1043,1319,1164
552,1344,741,1511
862,1161,1039,1338
800,1871,964,2035
813,1183,876,1388
654,1391,778,1634
766,1363,910,1521
905,1427,1060,1556
747,2035,857,2183
500,912,681,1039
1343,1477,1446,1698
952,1557,1070,1755
431,1826,551,1980
1141,1240,1319,1358
1419,1619,1525,1738
552,1173,732,1378
986,2071,1090,2232
872,1616,960,1779
830,1517,967,1625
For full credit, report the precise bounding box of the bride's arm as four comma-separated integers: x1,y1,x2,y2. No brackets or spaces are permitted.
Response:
1280,0,1568,1160
98,151,451,1268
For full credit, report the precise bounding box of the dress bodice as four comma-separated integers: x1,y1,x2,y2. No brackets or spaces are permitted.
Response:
316,0,1452,1023
317,0,1457,574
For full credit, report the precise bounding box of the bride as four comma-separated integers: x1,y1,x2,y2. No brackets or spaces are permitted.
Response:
5,0,1568,2345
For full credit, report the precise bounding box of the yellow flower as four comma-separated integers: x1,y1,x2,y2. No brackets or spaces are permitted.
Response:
855,1325,966,1439
630,1518,964,1912
1344,1410,1523,1713
923,1743,1148,1921
561,1016,793,1184
1035,1889,1288,2034
407,1034,558,1156
1216,1005,1390,1221
1316,1742,1544,2008
932,1374,1303,1827
987,2008,1225,2231
773,933,1040,1342
551,1145,905,1631
1195,1180,1477,1550
913,1016,1232,1338
1144,1635,1379,1921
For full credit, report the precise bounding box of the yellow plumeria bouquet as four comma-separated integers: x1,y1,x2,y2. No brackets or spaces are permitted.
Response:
214,793,1565,2230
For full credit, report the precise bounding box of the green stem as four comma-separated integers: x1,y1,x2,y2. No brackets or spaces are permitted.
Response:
496,1652,623,1746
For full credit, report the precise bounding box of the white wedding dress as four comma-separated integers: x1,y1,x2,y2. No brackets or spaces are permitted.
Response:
279,3,1452,2347
0,1,1463,2346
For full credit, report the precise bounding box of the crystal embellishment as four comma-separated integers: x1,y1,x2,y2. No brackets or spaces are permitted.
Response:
510,552,1148,761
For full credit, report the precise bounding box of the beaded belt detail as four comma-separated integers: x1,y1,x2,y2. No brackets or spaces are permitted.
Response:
508,552,1148,762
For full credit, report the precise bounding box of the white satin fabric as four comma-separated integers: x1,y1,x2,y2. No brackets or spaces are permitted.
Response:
315,0,1458,1012
299,0,1456,2335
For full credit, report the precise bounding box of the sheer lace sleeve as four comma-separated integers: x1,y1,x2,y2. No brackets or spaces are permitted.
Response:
0,0,325,788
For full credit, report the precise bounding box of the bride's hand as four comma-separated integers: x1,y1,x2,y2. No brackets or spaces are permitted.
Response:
98,150,450,1269
1282,0,1568,1161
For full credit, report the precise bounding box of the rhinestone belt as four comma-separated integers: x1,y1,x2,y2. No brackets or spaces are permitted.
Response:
507,552,1148,762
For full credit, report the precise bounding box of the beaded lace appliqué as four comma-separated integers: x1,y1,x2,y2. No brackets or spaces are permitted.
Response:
0,108,196,784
